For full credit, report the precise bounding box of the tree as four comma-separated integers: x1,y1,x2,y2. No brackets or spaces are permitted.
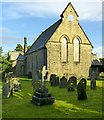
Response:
15,44,23,52
0,47,13,80
27,45,31,50
0,47,2,57
15,44,30,52
0,47,2,77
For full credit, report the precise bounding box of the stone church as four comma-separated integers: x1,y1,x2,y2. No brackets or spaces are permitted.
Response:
17,2,94,80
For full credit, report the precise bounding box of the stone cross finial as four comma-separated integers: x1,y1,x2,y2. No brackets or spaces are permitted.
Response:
41,66,48,86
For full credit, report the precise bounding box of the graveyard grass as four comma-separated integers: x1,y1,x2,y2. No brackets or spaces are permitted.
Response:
2,77,103,118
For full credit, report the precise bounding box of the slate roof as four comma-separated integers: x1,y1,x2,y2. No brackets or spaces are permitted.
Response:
91,60,102,66
26,19,62,54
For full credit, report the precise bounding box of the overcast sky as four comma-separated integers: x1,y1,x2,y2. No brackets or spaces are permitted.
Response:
1,0,103,58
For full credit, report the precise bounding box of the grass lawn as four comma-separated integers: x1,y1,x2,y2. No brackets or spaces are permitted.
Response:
2,77,104,118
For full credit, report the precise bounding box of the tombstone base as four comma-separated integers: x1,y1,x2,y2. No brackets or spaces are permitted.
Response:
78,94,87,100
31,86,55,106
90,81,96,90
78,96,87,100
31,95,54,106
67,86,75,92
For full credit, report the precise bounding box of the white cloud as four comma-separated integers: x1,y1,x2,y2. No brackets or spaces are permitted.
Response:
2,1,102,21
2,36,23,45
0,27,12,33
93,46,103,58
73,2,102,21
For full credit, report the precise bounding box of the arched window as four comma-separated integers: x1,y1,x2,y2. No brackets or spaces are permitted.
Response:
73,38,80,62
61,37,68,62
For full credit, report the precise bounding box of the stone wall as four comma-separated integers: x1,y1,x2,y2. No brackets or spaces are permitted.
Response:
26,48,46,81
16,61,24,76
46,10,93,79
46,43,92,79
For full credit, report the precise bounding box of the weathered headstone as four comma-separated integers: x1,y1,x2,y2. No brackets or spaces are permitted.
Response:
28,72,32,79
80,78,87,89
9,79,14,95
3,83,11,98
59,76,67,88
31,66,55,105
90,71,96,90
50,74,59,86
69,76,77,88
77,79,87,100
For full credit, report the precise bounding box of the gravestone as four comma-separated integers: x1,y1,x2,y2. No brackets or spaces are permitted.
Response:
69,76,77,88
59,76,67,88
3,83,11,98
9,79,14,95
28,72,32,79
50,74,59,86
80,78,87,89
31,66,55,105
67,80,75,92
90,72,96,90
3,73,14,98
77,79,87,100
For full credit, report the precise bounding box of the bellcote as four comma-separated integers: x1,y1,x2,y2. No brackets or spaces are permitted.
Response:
60,2,78,22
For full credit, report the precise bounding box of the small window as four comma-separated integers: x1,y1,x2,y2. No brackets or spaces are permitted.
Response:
61,37,68,62
68,15,74,21
73,38,80,62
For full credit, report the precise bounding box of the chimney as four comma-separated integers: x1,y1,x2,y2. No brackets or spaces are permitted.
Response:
24,37,27,53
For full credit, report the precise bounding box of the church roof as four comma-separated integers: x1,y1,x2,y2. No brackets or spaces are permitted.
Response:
26,19,62,54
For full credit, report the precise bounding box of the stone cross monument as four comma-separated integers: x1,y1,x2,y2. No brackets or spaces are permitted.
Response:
31,66,55,105
41,66,48,87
